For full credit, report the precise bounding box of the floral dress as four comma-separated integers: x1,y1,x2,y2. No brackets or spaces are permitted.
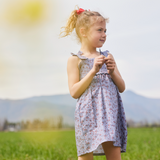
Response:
71,50,127,156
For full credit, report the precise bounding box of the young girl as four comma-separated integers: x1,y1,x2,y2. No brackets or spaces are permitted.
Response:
60,7,127,160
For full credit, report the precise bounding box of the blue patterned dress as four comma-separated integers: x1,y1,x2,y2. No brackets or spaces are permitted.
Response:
71,50,127,156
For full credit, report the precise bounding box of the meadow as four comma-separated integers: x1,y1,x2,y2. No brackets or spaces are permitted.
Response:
0,128,160,160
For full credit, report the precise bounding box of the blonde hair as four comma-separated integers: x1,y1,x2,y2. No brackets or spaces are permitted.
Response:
60,6,109,42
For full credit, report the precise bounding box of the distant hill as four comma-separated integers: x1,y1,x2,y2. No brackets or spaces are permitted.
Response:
0,94,76,125
0,90,160,125
121,90,160,122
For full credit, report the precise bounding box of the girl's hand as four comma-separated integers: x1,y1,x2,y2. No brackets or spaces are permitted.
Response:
104,53,116,75
92,55,105,74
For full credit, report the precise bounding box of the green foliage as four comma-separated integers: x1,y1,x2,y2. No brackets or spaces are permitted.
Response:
0,128,160,160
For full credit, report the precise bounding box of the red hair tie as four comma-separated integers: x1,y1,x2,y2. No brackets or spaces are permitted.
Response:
76,8,85,15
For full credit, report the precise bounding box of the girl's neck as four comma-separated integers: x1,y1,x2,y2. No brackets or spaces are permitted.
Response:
80,43,98,56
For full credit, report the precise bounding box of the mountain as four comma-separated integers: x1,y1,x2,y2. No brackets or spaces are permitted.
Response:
120,90,160,122
0,90,160,125
0,94,77,125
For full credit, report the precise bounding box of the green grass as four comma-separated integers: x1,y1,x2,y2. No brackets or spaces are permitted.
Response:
121,127,160,160
0,128,160,160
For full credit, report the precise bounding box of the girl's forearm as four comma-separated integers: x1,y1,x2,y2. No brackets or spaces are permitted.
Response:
70,69,96,99
110,71,125,93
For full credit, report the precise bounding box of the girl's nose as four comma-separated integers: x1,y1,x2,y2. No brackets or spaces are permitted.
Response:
102,32,106,38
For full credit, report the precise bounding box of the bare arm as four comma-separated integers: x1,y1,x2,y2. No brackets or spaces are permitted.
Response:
104,53,125,93
67,55,105,99
110,64,125,93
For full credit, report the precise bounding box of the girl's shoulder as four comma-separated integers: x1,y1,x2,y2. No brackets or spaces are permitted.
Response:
68,54,79,64
68,53,81,69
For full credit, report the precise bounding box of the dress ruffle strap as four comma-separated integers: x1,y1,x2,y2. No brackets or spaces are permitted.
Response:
99,49,109,57
71,50,109,59
71,52,88,60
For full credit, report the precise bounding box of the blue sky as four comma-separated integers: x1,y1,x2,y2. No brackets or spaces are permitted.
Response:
0,0,160,99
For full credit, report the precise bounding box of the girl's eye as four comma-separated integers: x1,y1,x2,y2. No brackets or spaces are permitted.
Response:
98,29,107,33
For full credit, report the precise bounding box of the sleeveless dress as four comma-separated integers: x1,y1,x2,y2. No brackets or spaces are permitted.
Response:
71,50,127,156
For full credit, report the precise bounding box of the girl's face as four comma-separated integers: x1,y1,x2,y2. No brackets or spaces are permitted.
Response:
86,19,106,48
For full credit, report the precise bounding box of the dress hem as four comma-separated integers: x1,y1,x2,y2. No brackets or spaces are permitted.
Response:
77,139,126,157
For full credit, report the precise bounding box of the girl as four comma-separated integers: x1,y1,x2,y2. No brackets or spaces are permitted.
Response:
60,7,127,160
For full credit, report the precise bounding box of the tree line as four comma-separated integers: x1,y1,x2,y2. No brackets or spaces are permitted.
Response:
127,119,160,128
0,115,69,131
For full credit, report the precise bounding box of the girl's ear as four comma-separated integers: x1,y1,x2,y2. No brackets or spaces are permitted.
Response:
80,28,87,38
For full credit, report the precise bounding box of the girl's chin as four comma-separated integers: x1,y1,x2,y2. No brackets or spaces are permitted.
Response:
96,44,103,48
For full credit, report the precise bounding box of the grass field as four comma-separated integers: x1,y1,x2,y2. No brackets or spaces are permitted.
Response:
0,128,160,160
